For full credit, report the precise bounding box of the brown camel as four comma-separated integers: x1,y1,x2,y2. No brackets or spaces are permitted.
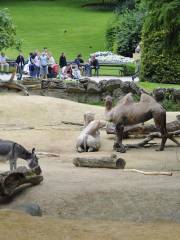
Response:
105,93,179,153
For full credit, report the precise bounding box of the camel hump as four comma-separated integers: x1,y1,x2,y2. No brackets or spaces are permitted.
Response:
119,93,134,105
140,93,156,103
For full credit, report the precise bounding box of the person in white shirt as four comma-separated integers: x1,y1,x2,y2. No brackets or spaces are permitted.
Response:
0,52,9,72
40,52,49,79
34,51,41,78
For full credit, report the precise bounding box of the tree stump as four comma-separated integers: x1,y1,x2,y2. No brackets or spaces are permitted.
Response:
73,154,126,169
0,166,43,197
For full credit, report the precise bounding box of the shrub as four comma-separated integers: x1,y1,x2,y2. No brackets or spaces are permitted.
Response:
106,2,146,57
140,0,180,83
119,63,135,76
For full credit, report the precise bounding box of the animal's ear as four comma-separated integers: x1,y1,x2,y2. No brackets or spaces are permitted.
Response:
32,148,35,154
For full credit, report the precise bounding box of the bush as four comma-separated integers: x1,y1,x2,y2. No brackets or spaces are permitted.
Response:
106,3,146,57
140,0,180,83
119,63,135,76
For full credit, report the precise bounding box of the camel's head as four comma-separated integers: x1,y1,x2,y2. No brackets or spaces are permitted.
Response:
105,96,113,111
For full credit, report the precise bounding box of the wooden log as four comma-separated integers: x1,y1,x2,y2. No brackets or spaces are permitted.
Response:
0,166,43,197
0,81,29,95
73,154,126,169
106,120,180,137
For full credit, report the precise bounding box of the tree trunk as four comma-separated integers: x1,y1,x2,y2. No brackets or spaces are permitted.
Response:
0,166,43,197
73,154,126,169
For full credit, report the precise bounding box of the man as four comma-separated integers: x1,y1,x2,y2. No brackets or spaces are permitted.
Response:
59,52,67,68
16,52,25,80
40,52,49,79
90,55,99,77
0,52,9,72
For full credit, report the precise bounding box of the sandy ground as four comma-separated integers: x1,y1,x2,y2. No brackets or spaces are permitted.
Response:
0,94,179,239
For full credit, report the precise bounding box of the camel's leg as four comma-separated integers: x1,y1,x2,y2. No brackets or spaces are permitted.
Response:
114,123,126,153
153,112,167,151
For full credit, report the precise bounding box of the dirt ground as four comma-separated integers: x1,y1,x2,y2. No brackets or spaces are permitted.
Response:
0,93,180,239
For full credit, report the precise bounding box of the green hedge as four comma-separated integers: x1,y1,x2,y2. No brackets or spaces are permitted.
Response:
119,63,135,76
140,0,180,84
140,30,180,83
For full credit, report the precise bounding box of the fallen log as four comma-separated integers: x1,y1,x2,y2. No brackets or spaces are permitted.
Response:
0,81,29,95
73,154,126,169
106,119,180,138
0,166,43,197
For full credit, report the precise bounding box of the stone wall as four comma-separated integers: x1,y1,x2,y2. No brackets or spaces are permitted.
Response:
23,78,142,104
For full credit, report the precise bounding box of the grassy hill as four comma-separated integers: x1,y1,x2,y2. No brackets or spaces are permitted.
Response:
0,0,113,61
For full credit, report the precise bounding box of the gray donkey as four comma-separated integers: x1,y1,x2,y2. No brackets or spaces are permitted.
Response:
0,139,39,171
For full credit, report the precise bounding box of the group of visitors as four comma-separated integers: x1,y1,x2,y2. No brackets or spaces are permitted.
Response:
0,48,100,81
23,48,58,80
59,53,99,80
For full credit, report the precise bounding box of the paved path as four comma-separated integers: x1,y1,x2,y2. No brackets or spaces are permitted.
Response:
0,73,139,83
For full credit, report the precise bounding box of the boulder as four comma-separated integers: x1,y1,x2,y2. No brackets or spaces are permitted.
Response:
65,82,85,93
99,79,122,92
153,88,166,102
172,89,180,102
13,203,42,217
86,80,101,93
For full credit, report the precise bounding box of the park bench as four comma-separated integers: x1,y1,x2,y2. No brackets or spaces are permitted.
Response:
0,60,16,73
67,61,127,76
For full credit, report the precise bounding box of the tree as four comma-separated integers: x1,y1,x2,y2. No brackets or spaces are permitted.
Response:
0,8,21,51
140,0,180,83
106,2,146,57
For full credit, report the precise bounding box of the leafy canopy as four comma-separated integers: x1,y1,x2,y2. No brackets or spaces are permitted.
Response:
0,8,21,51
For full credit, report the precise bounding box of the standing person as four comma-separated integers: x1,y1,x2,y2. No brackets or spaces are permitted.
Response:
39,51,49,79
90,55,99,76
48,52,55,78
15,52,25,80
29,52,36,78
34,51,41,78
59,52,67,68
132,43,141,81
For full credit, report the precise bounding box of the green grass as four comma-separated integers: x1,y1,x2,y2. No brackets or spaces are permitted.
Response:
138,82,180,91
0,0,113,62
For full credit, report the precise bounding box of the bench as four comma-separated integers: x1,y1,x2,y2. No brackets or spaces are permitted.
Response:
0,60,16,73
67,61,127,76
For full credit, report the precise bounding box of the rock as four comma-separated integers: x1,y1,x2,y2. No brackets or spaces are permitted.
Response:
79,77,90,84
153,88,166,102
66,82,85,93
87,80,101,93
172,89,180,102
99,79,122,93
13,203,42,217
